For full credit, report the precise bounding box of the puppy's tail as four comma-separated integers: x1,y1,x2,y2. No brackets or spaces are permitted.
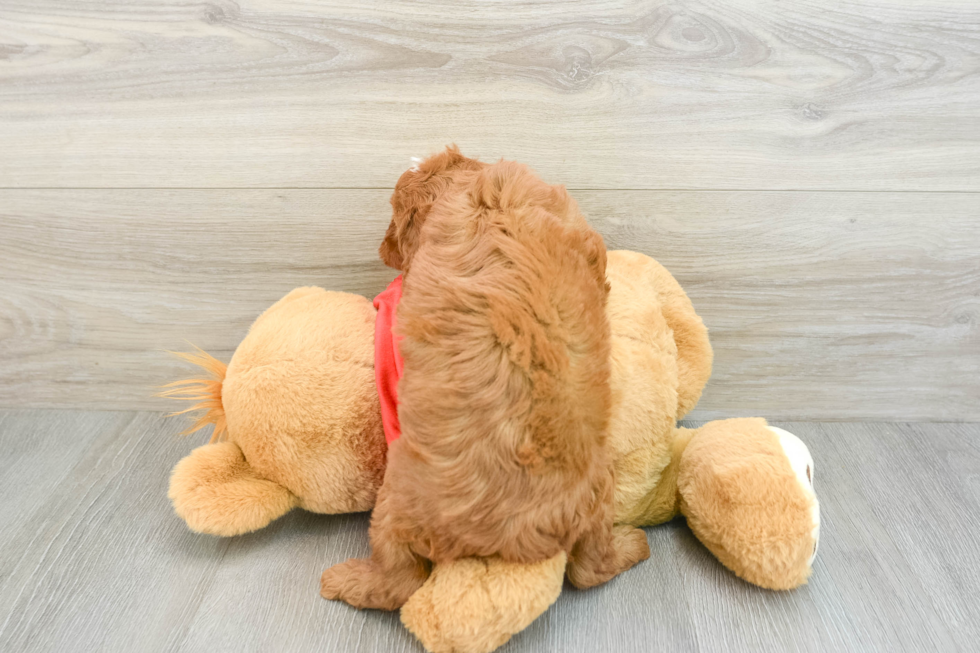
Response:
158,347,228,442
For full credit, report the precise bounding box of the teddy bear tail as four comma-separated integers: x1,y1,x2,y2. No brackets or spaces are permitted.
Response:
158,347,228,443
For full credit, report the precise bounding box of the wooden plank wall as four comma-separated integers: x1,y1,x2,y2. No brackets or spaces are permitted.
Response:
1,0,978,419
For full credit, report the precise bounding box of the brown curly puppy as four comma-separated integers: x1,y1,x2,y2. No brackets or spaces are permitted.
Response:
321,146,649,610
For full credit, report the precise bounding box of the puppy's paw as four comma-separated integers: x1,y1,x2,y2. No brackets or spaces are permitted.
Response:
613,524,651,568
320,558,373,605
320,558,413,610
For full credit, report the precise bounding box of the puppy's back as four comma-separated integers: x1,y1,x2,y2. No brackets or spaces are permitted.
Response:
391,161,612,561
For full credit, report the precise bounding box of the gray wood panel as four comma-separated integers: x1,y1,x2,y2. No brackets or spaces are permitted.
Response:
1,411,977,652
1,0,978,190
2,189,977,420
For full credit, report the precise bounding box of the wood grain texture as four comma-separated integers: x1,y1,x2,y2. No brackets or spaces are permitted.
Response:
0,410,416,653
1,0,978,189
1,189,977,420
1,412,977,652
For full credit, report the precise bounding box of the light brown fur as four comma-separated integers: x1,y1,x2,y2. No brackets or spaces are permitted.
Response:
165,287,386,536
678,418,817,590
399,553,567,653
320,148,649,610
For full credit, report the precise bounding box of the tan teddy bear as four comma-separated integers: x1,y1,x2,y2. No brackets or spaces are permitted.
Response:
165,250,820,653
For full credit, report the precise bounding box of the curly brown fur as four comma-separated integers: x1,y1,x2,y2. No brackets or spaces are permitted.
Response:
322,147,649,610
379,145,487,272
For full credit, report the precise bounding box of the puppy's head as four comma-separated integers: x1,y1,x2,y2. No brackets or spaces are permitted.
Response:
380,145,485,271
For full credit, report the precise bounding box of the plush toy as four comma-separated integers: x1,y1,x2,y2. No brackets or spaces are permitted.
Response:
165,250,820,653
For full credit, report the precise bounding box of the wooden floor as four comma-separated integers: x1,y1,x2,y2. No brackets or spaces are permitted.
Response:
0,410,977,653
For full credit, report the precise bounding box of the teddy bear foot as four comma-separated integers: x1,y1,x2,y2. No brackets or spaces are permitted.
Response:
401,554,567,653
677,418,820,590
168,441,298,536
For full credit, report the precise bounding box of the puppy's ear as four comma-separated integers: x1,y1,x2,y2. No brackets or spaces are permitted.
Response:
382,166,428,272
378,217,405,270
579,228,610,295
381,146,484,272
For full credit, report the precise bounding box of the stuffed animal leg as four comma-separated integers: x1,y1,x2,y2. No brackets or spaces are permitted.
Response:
169,440,299,536
400,554,567,653
677,418,820,590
